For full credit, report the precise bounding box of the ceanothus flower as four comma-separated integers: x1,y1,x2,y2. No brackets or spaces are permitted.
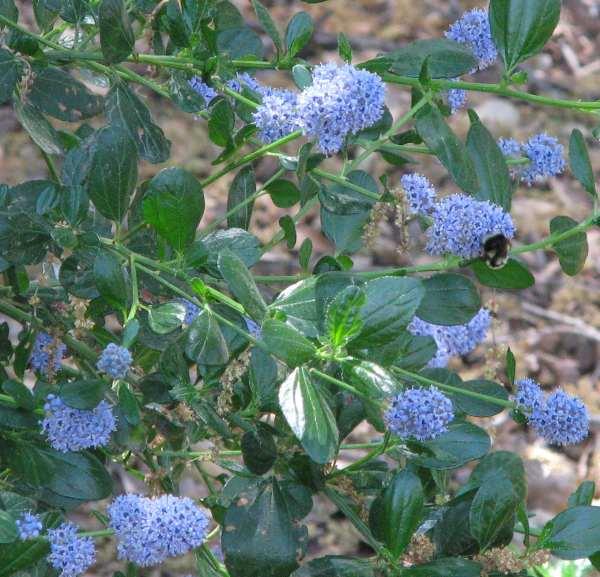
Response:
16,512,43,540
108,494,209,567
245,317,262,339
445,8,498,71
253,89,301,144
497,137,521,158
30,332,66,376
227,72,271,96
296,62,386,154
513,378,544,412
41,394,116,452
47,522,96,577
385,387,454,441
188,77,218,106
400,173,437,216
426,194,515,259
520,133,566,185
409,308,491,368
447,85,468,114
529,389,589,446
96,343,132,379
177,299,200,325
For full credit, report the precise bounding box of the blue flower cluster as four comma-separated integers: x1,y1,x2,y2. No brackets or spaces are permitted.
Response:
41,395,116,452
409,309,491,368
245,317,262,339
47,522,96,577
188,77,218,106
447,84,468,114
16,512,43,540
445,8,498,71
108,494,209,567
426,194,515,258
513,379,589,446
253,89,301,144
400,173,437,216
499,133,566,184
177,299,201,325
96,343,132,379
385,387,454,441
30,332,66,376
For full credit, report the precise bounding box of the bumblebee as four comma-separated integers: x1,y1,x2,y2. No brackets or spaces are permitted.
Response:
482,234,511,269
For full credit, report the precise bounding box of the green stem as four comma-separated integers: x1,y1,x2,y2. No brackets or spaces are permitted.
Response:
312,169,381,201
78,529,115,539
393,367,514,409
40,150,61,183
311,368,377,403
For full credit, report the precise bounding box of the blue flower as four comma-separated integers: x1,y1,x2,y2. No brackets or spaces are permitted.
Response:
245,317,262,339
47,522,96,577
497,137,521,157
96,343,132,379
108,494,209,567
513,378,544,412
227,72,268,96
16,512,43,540
253,89,301,144
296,63,386,154
409,309,491,368
385,387,454,441
400,173,437,216
30,332,66,376
445,8,498,71
426,194,515,259
447,85,468,114
41,394,116,452
530,389,589,446
520,133,566,185
177,299,201,325
188,77,218,107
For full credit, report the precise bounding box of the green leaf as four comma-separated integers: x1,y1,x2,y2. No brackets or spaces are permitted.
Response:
88,124,138,222
228,166,256,230
0,48,21,104
106,81,171,163
222,478,308,577
416,273,480,326
142,167,204,251
291,556,375,577
337,33,352,63
415,102,479,195
361,39,477,78
489,0,561,72
279,367,338,464
466,112,512,211
0,521,54,577
299,238,312,270
252,0,282,54
218,249,267,322
285,11,313,58
261,318,316,367
279,215,296,249
0,511,17,544
241,426,277,475
471,258,535,289
319,170,377,215
344,361,399,399
469,476,519,549
0,0,17,25
1,380,34,411
325,286,365,347
415,421,491,470
402,558,482,577
93,250,129,311
569,129,597,198
351,277,424,348
99,0,135,64
29,66,103,122
208,98,235,147
267,179,301,208
147,302,186,334
369,470,424,557
14,100,63,155
201,229,262,276
550,216,588,276
543,506,600,560
185,310,229,366
59,379,106,409
450,379,509,417
568,481,596,508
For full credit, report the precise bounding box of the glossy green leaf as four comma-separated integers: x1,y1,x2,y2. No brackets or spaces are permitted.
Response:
93,250,129,311
241,426,277,475
147,302,186,334
325,286,365,347
59,380,106,410
0,511,17,544
279,215,296,249
285,12,313,58
550,216,588,276
106,81,171,163
471,258,535,289
279,367,338,464
201,229,262,276
185,310,229,366
291,556,374,577
450,379,509,417
208,98,235,147
569,129,597,198
369,470,423,556
415,102,478,194
1,380,34,411
568,481,596,508
0,48,21,104
267,179,301,208
402,558,482,577
261,318,316,367
543,506,600,560
88,124,138,222
252,0,282,54
99,0,135,63
417,273,481,326
227,166,256,230
14,100,63,155
0,0,17,25
142,167,204,251
337,33,352,63
489,0,561,72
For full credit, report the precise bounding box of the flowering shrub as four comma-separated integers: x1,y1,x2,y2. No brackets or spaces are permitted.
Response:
0,1,598,576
